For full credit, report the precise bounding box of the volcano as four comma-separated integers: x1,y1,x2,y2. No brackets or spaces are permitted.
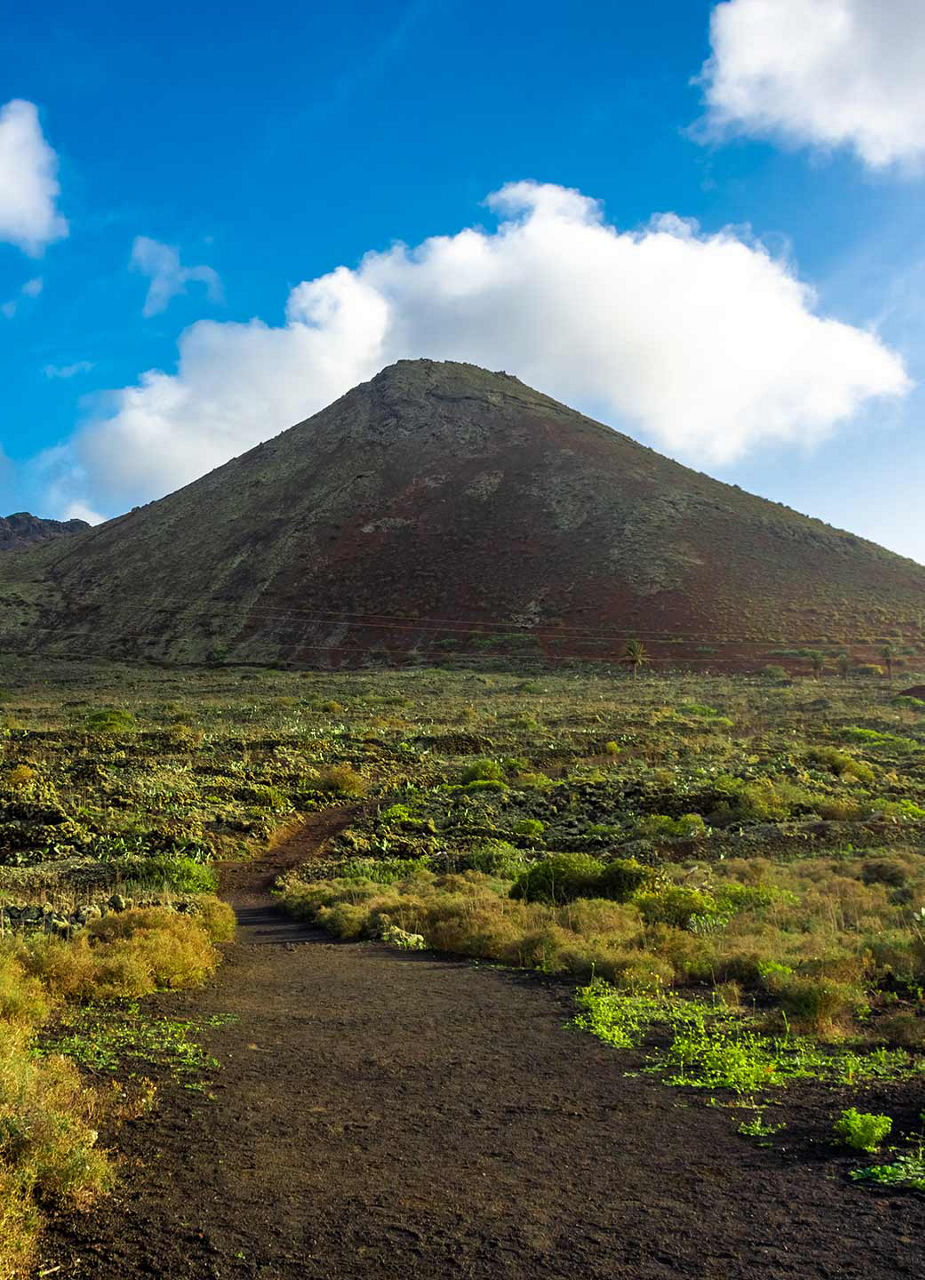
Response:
1,359,922,667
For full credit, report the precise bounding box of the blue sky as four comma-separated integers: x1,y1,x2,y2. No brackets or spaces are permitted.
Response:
2,0,924,562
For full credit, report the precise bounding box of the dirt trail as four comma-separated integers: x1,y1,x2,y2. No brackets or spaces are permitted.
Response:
43,815,923,1279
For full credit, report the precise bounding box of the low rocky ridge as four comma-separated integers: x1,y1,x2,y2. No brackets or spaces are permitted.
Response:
0,512,89,550
0,891,208,937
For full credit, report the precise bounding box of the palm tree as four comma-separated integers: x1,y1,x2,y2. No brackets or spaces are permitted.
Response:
623,638,648,679
880,642,896,681
836,652,851,681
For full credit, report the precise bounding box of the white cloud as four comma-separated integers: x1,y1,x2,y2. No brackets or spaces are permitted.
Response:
56,182,909,512
2,274,45,319
700,0,925,170
43,360,95,379
0,100,67,255
62,501,104,525
130,237,222,317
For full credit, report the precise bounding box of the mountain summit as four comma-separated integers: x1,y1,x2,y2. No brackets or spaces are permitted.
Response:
2,360,922,666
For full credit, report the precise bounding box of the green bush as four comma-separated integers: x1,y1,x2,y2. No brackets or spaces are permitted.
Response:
337,856,431,884
597,858,656,902
513,818,545,840
466,840,528,879
84,708,137,735
833,1108,892,1152
805,747,875,784
461,758,504,784
511,854,605,905
634,885,718,929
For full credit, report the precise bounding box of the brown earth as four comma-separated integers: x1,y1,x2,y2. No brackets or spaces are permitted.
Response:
42,814,925,1279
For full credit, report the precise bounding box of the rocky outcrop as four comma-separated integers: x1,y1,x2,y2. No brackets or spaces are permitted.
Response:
0,512,90,551
0,892,202,937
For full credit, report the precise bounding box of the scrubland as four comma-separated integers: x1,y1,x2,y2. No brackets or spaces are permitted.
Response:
1,654,924,1271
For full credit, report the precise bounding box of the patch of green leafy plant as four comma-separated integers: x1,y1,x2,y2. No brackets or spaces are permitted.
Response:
637,812,707,840
851,1148,925,1191
44,1003,236,1089
738,1110,784,1138
833,1108,892,1152
573,981,925,1099
572,979,668,1049
662,1007,782,1093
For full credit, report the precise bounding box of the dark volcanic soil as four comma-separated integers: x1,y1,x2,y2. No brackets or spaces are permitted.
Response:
42,817,924,1279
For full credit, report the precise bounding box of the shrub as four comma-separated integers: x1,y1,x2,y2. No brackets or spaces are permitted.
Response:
316,901,373,939
0,953,50,1027
875,1011,925,1049
308,763,366,796
597,858,656,902
461,758,504,784
610,950,674,992
14,908,228,1001
513,818,545,841
511,854,605,905
833,1108,892,1152
774,975,866,1032
805,747,875,784
466,840,528,879
194,896,237,942
860,858,909,888
84,708,137,735
0,1028,112,1276
634,885,718,929
0,902,228,1279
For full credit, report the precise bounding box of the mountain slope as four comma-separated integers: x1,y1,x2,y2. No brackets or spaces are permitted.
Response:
1,360,922,666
